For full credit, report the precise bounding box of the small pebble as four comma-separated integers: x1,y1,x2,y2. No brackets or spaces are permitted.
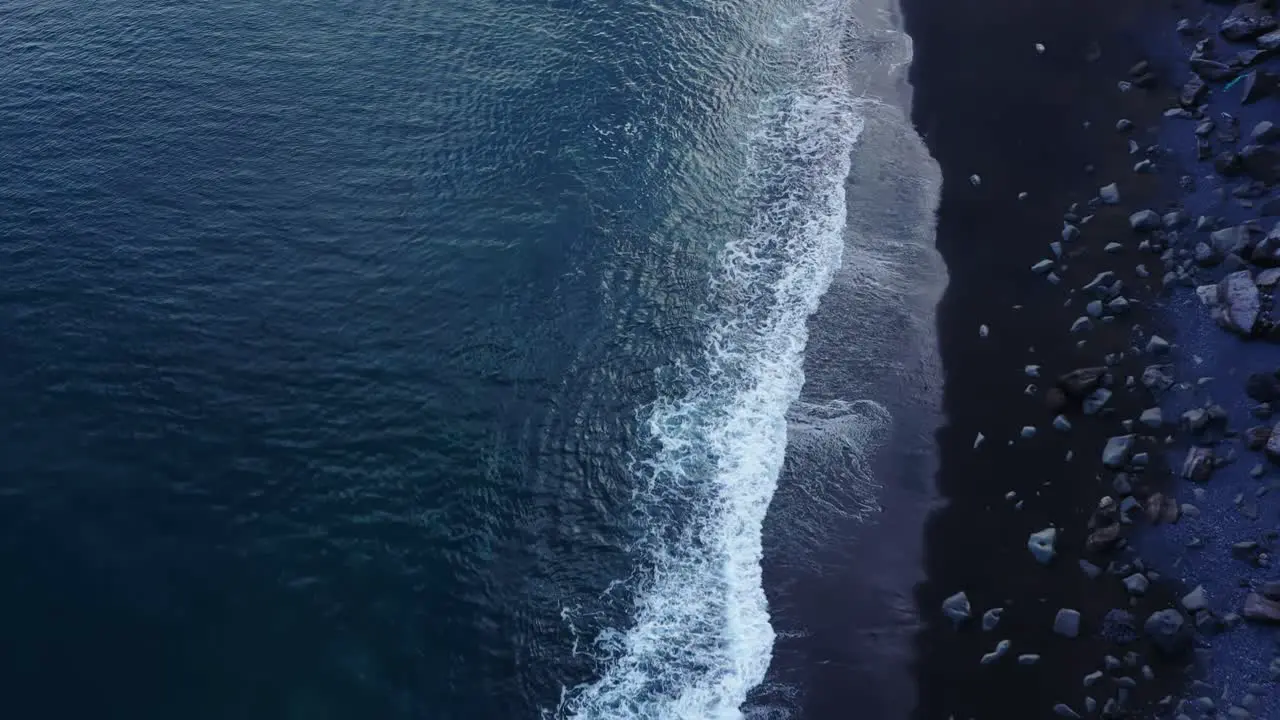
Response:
980,639,1011,665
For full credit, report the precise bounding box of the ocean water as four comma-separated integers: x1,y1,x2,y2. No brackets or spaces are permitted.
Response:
0,0,939,718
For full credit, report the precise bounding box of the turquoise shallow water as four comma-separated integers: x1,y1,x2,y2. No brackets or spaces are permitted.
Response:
0,0,939,717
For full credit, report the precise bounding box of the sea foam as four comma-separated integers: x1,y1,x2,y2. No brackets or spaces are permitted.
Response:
557,2,862,717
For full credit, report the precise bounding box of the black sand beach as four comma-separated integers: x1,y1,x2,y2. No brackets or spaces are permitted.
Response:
903,0,1199,716
888,0,1280,712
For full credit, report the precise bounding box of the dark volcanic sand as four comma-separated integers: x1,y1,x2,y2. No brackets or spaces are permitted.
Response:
899,0,1203,716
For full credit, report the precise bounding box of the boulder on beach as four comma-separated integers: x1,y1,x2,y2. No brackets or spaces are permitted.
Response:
1144,609,1190,654
1210,225,1257,256
1083,388,1112,415
1099,183,1121,204
982,607,1003,631
1220,2,1278,41
1103,435,1135,468
1082,271,1117,295
1129,209,1161,231
1182,446,1215,481
1028,527,1057,564
1142,364,1175,392
1053,608,1081,638
1182,585,1209,613
1255,120,1280,144
942,591,971,623
1123,573,1150,595
1244,593,1280,623
1218,270,1260,335
1267,421,1280,461
1258,267,1280,286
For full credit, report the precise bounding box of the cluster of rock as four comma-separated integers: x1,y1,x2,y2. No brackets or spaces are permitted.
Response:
942,3,1280,716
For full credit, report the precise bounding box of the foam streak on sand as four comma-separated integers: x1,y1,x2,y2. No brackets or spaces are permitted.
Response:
558,3,861,718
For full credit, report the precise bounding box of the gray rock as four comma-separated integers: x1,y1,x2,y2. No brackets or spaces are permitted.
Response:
982,607,1003,631
1144,609,1190,654
1082,271,1116,294
1116,118,1133,132
1257,267,1280,286
980,639,1011,664
1261,29,1280,52
1129,209,1161,231
1083,388,1112,415
1079,560,1102,579
1020,425,1037,439
1182,446,1215,481
1053,415,1072,432
1219,270,1259,335
1103,242,1123,253
1244,593,1280,622
1139,407,1163,428
1124,573,1150,595
1134,158,1153,173
1054,608,1081,638
1220,2,1277,41
1211,224,1257,256
1058,367,1106,397
1083,670,1103,687
1017,653,1040,665
1182,586,1209,613
1071,316,1092,333
1062,223,1080,243
1028,527,1057,564
1254,120,1280,144
1103,435,1135,468
942,591,971,623
1031,259,1054,274
1143,365,1175,392
1146,335,1170,355
1266,425,1280,462
1100,183,1121,204
1195,242,1219,266
1053,704,1081,719
1086,300,1104,318
1107,297,1129,314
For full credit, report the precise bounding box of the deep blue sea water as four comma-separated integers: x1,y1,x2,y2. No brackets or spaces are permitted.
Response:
0,1,939,718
